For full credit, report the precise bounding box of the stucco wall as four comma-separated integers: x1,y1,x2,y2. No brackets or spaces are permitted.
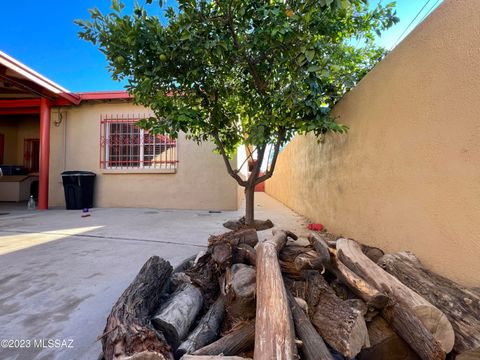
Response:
0,118,18,165
266,0,480,286
0,115,39,166
48,102,238,210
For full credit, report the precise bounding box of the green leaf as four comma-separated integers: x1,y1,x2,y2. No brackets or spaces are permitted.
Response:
305,50,315,62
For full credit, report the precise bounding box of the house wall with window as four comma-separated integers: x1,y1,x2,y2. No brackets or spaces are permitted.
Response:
48,101,239,210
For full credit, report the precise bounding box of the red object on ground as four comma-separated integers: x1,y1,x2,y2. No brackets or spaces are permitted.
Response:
307,223,324,231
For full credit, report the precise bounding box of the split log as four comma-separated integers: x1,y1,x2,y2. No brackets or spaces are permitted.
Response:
100,256,173,360
304,271,369,358
181,356,252,360
225,264,256,321
254,230,298,360
193,321,255,356
286,289,333,360
382,303,445,360
176,296,226,358
309,233,388,309
152,283,203,349
336,238,455,354
379,251,480,354
358,317,419,360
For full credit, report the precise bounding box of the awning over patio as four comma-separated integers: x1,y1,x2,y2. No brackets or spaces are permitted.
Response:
0,51,79,210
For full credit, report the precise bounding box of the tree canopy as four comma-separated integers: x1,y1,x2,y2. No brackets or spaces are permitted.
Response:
77,0,398,224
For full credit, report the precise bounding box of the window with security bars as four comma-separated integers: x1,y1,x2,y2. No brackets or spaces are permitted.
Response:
100,114,178,170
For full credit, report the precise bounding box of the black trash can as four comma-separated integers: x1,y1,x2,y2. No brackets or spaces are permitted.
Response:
61,171,96,210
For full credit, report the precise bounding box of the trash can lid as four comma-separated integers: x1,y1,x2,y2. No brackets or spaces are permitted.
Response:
61,171,96,176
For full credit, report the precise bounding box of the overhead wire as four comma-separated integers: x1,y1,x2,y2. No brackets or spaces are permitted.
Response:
390,0,434,50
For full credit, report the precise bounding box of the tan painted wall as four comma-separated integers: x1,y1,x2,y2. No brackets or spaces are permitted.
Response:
0,115,39,166
0,118,18,165
266,0,480,286
48,102,238,210
16,117,39,165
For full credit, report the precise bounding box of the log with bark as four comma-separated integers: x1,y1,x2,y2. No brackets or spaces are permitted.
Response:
100,256,173,360
152,283,204,349
336,238,455,354
254,230,298,360
224,263,256,322
378,251,480,356
286,289,333,360
181,356,251,360
304,270,370,358
192,321,255,356
176,296,226,358
382,302,446,360
358,316,420,360
309,233,389,309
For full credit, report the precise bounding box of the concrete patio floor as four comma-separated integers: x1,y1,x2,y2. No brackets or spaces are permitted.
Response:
0,193,307,360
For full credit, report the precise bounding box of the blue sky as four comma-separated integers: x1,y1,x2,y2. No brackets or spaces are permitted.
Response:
0,0,443,93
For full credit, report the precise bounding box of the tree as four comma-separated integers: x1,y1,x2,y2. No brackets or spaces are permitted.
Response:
77,0,398,227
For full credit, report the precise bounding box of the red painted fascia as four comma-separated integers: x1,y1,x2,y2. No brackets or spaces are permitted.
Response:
77,91,131,101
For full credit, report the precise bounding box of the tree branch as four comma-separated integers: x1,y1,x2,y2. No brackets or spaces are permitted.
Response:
213,132,247,187
225,1,267,96
255,130,285,185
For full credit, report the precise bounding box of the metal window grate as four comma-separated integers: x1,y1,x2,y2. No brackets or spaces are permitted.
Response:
100,114,178,170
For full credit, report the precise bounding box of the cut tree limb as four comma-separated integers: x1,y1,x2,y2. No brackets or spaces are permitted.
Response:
286,288,333,360
336,238,455,354
309,233,388,309
192,321,255,356
382,303,446,360
176,296,226,358
181,356,252,360
225,263,256,321
152,283,204,349
379,251,480,355
100,256,173,360
254,230,297,360
358,316,420,360
304,271,369,358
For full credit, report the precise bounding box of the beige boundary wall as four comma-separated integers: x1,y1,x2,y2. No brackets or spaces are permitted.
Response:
266,0,480,286
48,101,238,211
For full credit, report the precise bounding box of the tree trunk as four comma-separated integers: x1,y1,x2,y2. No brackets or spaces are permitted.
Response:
100,256,173,360
286,289,333,360
152,283,204,349
336,238,455,354
254,230,298,360
378,251,480,354
244,185,255,226
304,271,370,359
192,321,255,356
176,296,226,358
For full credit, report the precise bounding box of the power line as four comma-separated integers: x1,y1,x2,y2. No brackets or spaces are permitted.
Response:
390,0,433,50
419,0,442,24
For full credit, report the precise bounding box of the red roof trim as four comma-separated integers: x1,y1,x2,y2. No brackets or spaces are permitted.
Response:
77,91,131,101
0,51,80,105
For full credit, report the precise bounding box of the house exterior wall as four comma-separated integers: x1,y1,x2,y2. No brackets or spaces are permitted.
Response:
0,119,18,165
16,117,39,165
265,0,480,286
48,102,238,210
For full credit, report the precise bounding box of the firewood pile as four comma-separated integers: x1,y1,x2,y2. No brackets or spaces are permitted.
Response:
98,228,480,360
